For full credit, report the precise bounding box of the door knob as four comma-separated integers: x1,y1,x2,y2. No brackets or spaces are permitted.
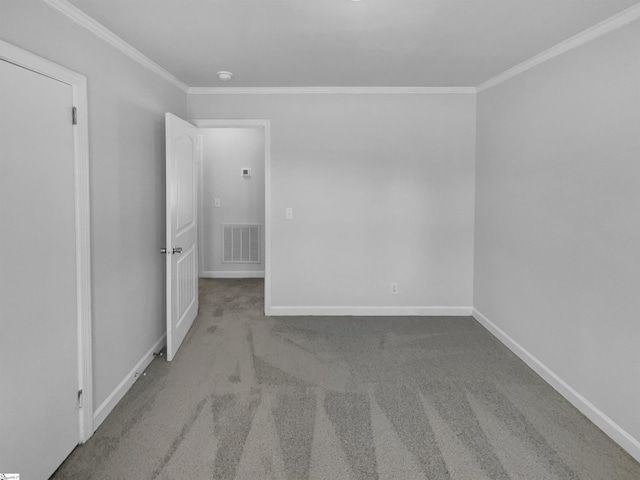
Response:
160,248,169,254
172,247,183,254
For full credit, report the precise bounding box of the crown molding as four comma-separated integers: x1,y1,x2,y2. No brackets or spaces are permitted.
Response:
477,3,640,92
41,1,474,95
42,0,189,93
41,0,640,97
187,86,477,95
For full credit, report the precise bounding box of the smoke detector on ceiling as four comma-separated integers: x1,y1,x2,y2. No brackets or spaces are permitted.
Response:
217,71,233,82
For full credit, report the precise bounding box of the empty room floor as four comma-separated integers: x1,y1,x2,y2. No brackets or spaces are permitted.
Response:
52,279,640,479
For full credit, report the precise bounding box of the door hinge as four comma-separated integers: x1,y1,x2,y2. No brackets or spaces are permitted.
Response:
77,389,83,408
72,106,77,125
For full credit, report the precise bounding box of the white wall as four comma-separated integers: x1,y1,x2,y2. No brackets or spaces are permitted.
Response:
200,128,265,276
189,94,476,312
475,19,640,455
0,1,186,417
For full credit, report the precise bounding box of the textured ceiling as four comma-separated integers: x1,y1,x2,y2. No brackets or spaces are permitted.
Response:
66,0,640,87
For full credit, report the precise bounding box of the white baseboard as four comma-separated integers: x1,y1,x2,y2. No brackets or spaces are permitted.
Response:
269,306,472,316
202,270,265,278
92,334,166,431
472,308,640,463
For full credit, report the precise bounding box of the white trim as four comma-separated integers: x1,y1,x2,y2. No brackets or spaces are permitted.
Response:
270,306,473,316
477,3,640,92
472,308,640,463
0,38,85,85
202,271,265,278
188,86,476,95
41,0,188,93
192,119,272,316
264,122,272,316
197,134,205,278
71,60,93,445
0,39,94,444
93,335,166,431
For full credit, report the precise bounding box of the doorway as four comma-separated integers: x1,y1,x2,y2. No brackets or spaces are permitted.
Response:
199,127,265,278
192,119,272,314
0,40,92,478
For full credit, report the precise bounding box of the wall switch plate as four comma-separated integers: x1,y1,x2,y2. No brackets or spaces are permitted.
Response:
214,198,221,208
285,207,293,220
391,282,399,294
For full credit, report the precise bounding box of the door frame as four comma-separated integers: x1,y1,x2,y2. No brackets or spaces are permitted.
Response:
191,119,272,315
0,40,94,441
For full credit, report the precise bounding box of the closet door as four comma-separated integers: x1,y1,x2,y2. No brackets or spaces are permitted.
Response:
0,58,80,479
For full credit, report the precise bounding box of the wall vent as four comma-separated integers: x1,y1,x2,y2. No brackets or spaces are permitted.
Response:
222,224,260,263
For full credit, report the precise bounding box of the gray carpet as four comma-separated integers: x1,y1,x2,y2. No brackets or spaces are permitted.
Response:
52,278,640,479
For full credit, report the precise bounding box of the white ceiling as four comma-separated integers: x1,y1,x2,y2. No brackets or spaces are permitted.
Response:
66,0,640,88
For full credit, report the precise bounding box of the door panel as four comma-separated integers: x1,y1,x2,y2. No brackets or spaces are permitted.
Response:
0,59,79,479
176,244,197,329
165,113,199,361
175,135,196,232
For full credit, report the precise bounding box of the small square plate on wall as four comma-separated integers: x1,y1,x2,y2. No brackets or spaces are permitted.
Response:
242,167,251,177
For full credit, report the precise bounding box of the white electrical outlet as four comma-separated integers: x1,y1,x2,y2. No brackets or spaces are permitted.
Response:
214,198,221,208
285,207,293,220
391,282,399,294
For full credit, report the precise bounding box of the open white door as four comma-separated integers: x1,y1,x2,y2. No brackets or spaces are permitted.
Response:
165,113,199,361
